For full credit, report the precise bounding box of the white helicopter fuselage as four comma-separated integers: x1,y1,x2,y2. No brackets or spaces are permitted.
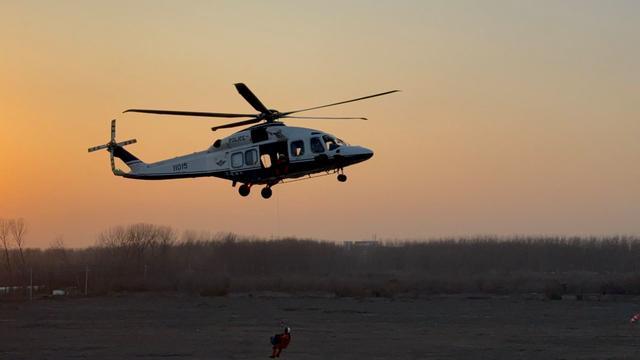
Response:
90,83,395,198
117,122,373,187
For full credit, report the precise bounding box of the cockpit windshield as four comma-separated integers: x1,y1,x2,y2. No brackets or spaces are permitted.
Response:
323,135,340,151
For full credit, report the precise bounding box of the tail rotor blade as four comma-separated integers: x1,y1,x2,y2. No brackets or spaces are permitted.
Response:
110,151,116,171
88,144,109,153
111,119,116,142
116,139,137,147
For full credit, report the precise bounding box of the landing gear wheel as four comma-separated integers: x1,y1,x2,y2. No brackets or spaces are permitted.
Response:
238,184,251,197
337,174,347,182
261,187,273,199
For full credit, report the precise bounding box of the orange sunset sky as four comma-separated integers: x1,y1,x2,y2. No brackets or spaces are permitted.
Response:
1,1,639,247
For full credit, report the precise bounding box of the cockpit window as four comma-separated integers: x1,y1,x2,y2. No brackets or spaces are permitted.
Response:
310,137,325,153
323,135,339,151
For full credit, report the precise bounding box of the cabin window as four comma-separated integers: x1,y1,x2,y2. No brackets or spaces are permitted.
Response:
260,154,272,168
231,152,243,168
245,149,258,166
310,137,325,153
323,135,339,151
290,140,305,157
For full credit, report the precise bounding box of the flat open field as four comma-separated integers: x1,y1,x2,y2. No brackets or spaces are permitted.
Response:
1,293,640,359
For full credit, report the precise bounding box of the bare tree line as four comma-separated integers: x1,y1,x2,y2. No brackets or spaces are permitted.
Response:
0,218,28,277
3,222,640,299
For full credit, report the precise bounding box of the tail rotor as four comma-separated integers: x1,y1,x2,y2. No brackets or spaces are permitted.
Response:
88,119,137,175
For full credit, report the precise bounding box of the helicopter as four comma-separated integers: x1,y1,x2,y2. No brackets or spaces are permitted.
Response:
88,83,398,199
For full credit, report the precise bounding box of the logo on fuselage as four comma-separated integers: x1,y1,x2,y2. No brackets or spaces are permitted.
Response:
228,135,249,145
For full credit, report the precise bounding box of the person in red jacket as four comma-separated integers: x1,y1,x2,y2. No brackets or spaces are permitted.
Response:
270,326,291,358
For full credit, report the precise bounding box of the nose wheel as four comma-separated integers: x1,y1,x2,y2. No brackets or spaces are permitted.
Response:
337,174,347,182
261,186,273,199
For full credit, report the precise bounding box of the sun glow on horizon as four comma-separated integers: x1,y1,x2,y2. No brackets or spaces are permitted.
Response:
1,1,639,247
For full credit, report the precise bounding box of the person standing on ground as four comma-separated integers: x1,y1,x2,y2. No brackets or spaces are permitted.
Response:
270,326,291,358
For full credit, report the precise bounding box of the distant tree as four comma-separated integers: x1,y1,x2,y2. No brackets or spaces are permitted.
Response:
98,223,176,276
49,236,65,250
9,218,27,270
0,218,12,275
98,225,128,249
48,236,69,266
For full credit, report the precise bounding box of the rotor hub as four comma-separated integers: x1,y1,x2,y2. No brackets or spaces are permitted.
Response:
265,109,281,122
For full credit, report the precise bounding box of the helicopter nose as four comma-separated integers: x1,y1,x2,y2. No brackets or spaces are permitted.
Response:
345,146,373,164
361,147,374,160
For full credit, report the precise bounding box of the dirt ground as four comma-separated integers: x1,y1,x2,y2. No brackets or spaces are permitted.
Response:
1,293,640,359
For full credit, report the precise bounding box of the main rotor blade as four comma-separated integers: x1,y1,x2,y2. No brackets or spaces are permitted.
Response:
282,89,400,116
123,109,256,118
211,118,262,132
234,83,269,113
283,115,368,120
